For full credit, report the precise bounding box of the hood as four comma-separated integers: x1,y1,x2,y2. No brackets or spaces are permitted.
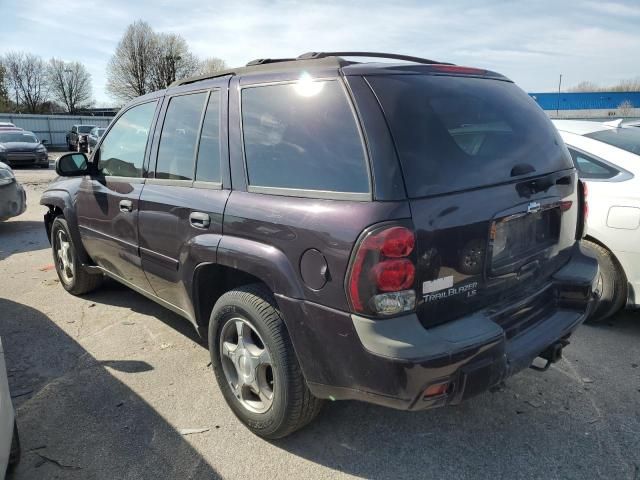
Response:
1,141,41,151
0,161,11,170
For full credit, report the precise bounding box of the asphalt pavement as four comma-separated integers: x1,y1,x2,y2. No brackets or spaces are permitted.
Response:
1,164,639,479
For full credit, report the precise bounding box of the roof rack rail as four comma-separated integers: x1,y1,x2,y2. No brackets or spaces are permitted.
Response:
297,51,452,65
246,58,295,66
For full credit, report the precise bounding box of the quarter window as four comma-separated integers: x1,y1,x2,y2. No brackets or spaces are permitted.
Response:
195,91,221,183
568,148,618,179
156,92,207,181
98,101,157,178
241,80,369,193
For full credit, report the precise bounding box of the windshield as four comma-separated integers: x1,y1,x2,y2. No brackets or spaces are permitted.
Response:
585,128,640,156
368,75,572,197
0,132,38,143
97,128,106,136
78,126,95,133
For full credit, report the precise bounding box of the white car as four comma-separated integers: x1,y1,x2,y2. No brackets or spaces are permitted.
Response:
553,119,640,321
0,337,20,475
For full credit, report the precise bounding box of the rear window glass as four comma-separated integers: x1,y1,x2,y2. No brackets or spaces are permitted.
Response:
241,80,369,193
585,128,640,156
368,75,572,197
78,126,95,133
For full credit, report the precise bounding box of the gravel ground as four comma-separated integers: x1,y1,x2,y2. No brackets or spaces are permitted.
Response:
1,165,639,480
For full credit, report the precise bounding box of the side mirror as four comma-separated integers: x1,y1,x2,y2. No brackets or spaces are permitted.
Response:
56,152,89,176
41,139,49,145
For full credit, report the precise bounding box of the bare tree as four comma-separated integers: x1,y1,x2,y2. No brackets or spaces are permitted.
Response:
567,81,600,92
47,58,93,113
197,57,227,76
3,52,49,113
568,77,640,93
106,20,157,102
0,61,10,111
149,33,201,90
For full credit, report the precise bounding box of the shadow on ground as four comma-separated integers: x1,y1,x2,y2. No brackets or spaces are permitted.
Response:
0,298,220,479
0,220,48,261
84,279,204,344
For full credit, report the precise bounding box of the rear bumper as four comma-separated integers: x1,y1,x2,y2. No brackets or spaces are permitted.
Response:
0,182,26,221
278,244,598,411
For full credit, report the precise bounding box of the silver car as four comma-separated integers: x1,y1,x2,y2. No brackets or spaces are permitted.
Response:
0,162,26,221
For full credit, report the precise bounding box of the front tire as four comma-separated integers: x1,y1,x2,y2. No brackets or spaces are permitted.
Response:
583,239,627,323
51,216,103,295
209,284,322,439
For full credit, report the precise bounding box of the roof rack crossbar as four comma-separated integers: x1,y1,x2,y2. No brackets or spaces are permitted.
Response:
297,51,452,65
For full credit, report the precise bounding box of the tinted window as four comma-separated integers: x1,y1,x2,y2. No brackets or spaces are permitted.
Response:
369,75,573,197
568,148,618,179
156,93,207,180
98,101,156,177
585,128,640,156
195,91,221,183
78,126,94,133
241,80,368,193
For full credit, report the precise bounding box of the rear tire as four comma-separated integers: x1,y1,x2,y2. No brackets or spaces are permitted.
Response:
583,239,627,323
209,284,323,439
51,216,103,295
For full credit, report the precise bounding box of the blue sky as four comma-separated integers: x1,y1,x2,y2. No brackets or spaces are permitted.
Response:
1,0,639,106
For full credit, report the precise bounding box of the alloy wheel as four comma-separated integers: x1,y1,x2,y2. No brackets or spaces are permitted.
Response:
55,229,75,284
219,317,274,414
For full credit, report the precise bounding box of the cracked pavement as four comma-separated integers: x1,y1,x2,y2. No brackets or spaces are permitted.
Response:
1,163,639,479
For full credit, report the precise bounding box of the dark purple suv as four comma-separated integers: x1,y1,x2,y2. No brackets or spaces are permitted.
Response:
41,52,598,438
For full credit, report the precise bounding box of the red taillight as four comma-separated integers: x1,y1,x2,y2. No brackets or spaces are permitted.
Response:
347,225,417,316
582,181,589,222
371,259,415,292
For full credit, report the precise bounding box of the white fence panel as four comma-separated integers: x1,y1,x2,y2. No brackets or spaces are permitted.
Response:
0,114,114,148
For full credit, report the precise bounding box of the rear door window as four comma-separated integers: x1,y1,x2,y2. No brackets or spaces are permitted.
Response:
241,80,369,194
368,75,573,197
156,92,207,181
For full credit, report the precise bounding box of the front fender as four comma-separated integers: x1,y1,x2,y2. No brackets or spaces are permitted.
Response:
40,188,90,264
216,236,305,299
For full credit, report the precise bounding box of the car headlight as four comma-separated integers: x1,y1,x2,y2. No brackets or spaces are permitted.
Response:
0,168,15,186
36,144,47,153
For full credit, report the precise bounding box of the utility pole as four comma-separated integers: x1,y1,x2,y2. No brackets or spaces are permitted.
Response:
556,74,563,118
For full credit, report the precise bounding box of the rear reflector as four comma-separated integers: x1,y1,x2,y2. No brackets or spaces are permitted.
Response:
423,382,450,398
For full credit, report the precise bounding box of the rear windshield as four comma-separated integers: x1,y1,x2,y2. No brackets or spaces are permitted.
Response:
585,128,640,156
368,75,572,197
78,126,95,133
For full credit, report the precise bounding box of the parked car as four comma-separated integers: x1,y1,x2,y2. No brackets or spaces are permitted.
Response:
41,52,597,438
0,130,49,169
0,122,16,128
0,161,26,221
0,337,20,475
86,127,106,154
66,124,96,152
553,119,640,321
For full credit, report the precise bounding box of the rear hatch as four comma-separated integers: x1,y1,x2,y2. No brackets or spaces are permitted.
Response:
368,73,578,329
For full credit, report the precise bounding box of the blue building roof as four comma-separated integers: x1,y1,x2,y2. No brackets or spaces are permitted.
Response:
529,92,640,110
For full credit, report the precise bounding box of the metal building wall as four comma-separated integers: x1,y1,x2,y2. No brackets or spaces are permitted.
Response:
529,92,640,110
0,114,113,148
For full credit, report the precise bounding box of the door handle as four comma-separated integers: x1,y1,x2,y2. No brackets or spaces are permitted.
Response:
119,199,133,212
189,211,211,229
